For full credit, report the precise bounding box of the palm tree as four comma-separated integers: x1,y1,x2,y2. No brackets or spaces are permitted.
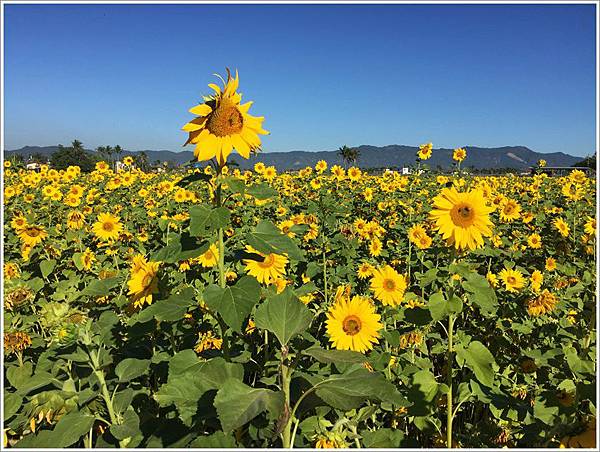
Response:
135,151,149,171
337,145,359,168
114,145,123,163
71,140,84,152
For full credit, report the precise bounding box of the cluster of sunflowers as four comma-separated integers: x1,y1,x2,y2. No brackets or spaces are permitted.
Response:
2,70,596,449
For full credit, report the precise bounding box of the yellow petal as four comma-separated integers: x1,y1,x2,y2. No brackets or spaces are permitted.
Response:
189,104,213,116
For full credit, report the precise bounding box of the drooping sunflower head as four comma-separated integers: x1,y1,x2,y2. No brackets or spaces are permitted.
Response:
429,187,494,251
17,225,48,247
326,295,382,353
182,69,269,166
527,289,557,316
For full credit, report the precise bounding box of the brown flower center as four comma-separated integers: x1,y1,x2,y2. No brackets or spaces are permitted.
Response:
450,203,475,227
507,276,516,285
342,315,362,336
207,104,243,137
103,222,114,232
383,279,396,291
26,227,41,237
258,254,276,269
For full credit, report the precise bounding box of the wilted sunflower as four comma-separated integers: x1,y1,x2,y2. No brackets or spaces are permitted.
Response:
429,187,493,251
92,213,123,241
67,211,86,229
182,69,269,166
243,246,288,284
527,289,557,316
17,225,48,247
370,265,407,306
326,295,382,353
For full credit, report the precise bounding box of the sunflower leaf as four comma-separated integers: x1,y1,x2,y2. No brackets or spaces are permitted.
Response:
203,277,261,332
189,205,231,237
254,287,312,347
245,221,304,261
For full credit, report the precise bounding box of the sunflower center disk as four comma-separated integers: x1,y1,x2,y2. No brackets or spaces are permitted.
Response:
342,315,362,336
27,228,41,237
258,254,276,269
207,104,244,137
103,222,114,232
507,276,516,284
383,279,396,291
451,203,475,227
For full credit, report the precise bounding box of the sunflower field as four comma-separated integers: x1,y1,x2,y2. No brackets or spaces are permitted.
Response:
2,71,597,449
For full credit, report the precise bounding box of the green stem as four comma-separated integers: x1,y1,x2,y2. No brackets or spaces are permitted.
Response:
447,314,455,449
281,363,293,448
322,246,328,305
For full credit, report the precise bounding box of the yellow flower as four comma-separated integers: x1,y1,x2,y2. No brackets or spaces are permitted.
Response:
429,187,494,251
92,213,123,241
553,217,570,237
4,263,21,280
584,216,596,235
527,233,542,249
17,225,47,247
66,210,86,229
194,331,223,353
545,257,557,271
530,269,543,292
368,237,383,256
326,295,382,353
10,214,28,230
486,271,498,287
127,257,160,308
453,147,466,162
538,159,547,167
527,289,557,316
182,69,269,166
499,199,521,222
499,267,525,293
417,142,433,160
370,265,407,306
254,162,266,173
315,160,328,173
357,262,374,279
198,244,219,268
81,248,96,271
347,166,362,181
123,156,134,165
243,246,288,284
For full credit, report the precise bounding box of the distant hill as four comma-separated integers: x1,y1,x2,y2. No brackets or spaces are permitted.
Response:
5,144,583,170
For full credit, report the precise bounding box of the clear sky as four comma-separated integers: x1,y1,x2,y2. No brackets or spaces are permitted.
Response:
3,3,597,157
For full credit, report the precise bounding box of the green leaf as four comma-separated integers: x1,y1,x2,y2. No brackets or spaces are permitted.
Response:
428,292,462,321
246,183,278,200
254,287,313,346
134,287,196,323
203,276,261,332
314,368,409,411
151,233,208,263
4,392,22,419
245,220,304,261
154,357,244,426
115,358,151,382
455,341,496,387
40,259,56,279
462,272,498,315
81,277,121,297
110,407,140,441
361,428,404,448
189,205,230,236
304,346,366,364
214,378,284,433
15,411,95,448
188,431,238,448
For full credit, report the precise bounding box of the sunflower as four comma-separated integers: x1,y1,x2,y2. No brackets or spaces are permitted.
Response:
545,257,557,271
453,147,467,162
553,217,570,237
530,270,543,292
326,295,382,353
370,265,407,306
243,246,288,284
527,233,542,249
417,142,433,160
182,69,269,166
92,213,123,241
4,263,21,280
499,199,521,222
499,267,525,293
194,331,223,353
127,258,160,308
527,289,557,316
357,262,374,279
315,160,328,173
81,248,95,271
198,243,219,268
368,238,383,256
538,159,547,167
17,225,47,247
584,216,596,235
10,214,28,230
67,211,86,229
429,187,494,251
347,167,362,181
408,224,427,243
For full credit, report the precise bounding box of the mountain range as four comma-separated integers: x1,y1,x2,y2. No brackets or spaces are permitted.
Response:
5,144,583,170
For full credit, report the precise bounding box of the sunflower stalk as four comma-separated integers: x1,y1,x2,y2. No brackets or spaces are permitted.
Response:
446,313,455,449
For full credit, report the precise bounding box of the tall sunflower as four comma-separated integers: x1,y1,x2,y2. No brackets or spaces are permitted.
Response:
182,69,269,166
92,213,123,241
127,257,160,308
243,246,288,284
370,265,407,306
17,225,47,247
429,187,494,251
326,295,382,353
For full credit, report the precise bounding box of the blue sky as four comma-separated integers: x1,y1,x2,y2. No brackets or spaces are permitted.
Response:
3,3,597,157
